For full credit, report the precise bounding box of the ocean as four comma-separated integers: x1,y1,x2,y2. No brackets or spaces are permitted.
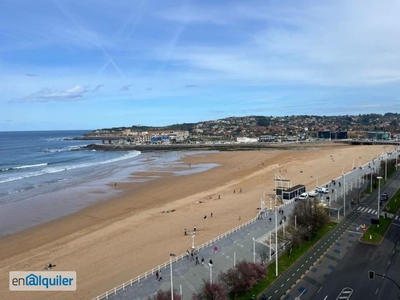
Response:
0,130,218,237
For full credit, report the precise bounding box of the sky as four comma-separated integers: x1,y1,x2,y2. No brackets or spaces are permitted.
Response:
1,0,400,131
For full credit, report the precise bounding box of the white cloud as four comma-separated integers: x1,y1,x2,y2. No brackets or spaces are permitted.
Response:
20,85,88,102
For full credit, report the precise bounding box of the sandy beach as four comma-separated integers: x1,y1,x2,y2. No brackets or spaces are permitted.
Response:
0,144,395,300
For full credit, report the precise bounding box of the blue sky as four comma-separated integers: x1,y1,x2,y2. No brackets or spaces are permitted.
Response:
1,0,400,131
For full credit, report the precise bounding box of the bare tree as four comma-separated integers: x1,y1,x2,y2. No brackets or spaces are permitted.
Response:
219,261,267,295
288,199,330,242
192,280,229,300
149,289,182,300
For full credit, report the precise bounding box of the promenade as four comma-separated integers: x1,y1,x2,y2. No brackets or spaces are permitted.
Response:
95,199,295,300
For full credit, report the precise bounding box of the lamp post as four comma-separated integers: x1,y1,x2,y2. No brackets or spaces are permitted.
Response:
275,208,278,277
269,232,272,261
209,261,213,284
252,237,256,263
385,156,387,181
170,253,176,300
377,176,382,218
343,172,346,217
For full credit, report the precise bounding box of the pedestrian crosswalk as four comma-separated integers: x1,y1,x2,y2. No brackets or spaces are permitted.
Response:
357,206,377,215
357,207,400,221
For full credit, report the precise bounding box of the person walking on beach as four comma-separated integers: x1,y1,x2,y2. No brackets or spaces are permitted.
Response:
201,257,204,266
195,256,200,265
211,212,213,218
186,250,190,259
184,228,187,235
191,251,194,261
156,270,159,280
194,225,196,232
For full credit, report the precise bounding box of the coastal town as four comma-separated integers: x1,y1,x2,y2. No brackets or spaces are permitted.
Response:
80,113,399,145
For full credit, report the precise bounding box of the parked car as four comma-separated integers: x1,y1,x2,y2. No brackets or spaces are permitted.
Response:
380,192,389,201
316,187,329,194
298,192,309,200
308,190,318,197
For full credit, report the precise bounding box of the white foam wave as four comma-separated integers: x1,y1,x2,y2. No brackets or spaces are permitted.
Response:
0,163,49,172
0,151,141,183
43,144,87,153
43,151,141,174
0,171,43,183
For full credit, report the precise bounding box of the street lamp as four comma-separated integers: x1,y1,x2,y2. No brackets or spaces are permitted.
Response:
377,176,382,218
385,156,387,181
252,237,256,263
343,172,346,217
170,253,176,300
209,260,213,284
275,208,278,277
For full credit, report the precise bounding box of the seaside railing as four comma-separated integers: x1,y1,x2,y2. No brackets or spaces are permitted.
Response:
93,201,293,300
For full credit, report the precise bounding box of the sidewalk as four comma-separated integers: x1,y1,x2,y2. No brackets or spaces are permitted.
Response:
99,201,295,300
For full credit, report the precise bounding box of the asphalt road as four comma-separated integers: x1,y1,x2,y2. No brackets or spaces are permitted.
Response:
261,170,400,300
312,221,400,300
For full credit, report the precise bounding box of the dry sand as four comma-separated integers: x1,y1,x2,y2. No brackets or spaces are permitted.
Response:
0,144,394,300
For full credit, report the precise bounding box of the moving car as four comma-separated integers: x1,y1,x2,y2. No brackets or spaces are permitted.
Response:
308,190,318,197
380,192,389,201
316,187,329,194
298,192,309,200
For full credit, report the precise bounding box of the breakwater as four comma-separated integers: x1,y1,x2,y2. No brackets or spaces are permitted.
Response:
84,142,342,152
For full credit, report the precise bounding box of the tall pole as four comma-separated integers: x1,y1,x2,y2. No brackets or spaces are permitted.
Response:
385,156,387,181
269,232,272,261
377,176,382,218
275,208,278,277
252,237,256,263
170,253,176,300
343,172,346,217
210,265,212,284
370,169,373,193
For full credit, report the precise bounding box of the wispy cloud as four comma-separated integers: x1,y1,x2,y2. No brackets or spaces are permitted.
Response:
120,84,132,91
93,84,104,92
20,85,88,103
25,73,38,77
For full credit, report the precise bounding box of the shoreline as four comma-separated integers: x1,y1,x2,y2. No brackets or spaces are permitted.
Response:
0,145,395,300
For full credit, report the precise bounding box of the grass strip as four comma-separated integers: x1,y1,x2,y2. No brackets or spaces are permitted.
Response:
236,222,337,300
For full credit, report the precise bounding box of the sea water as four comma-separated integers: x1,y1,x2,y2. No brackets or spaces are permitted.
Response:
0,130,141,204
0,131,218,236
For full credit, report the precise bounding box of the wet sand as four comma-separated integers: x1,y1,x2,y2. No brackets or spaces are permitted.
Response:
0,144,394,300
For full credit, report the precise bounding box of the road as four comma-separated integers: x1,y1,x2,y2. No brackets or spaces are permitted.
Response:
261,168,400,300
312,221,400,300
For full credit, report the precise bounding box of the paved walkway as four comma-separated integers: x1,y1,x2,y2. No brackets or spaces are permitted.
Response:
99,199,294,300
